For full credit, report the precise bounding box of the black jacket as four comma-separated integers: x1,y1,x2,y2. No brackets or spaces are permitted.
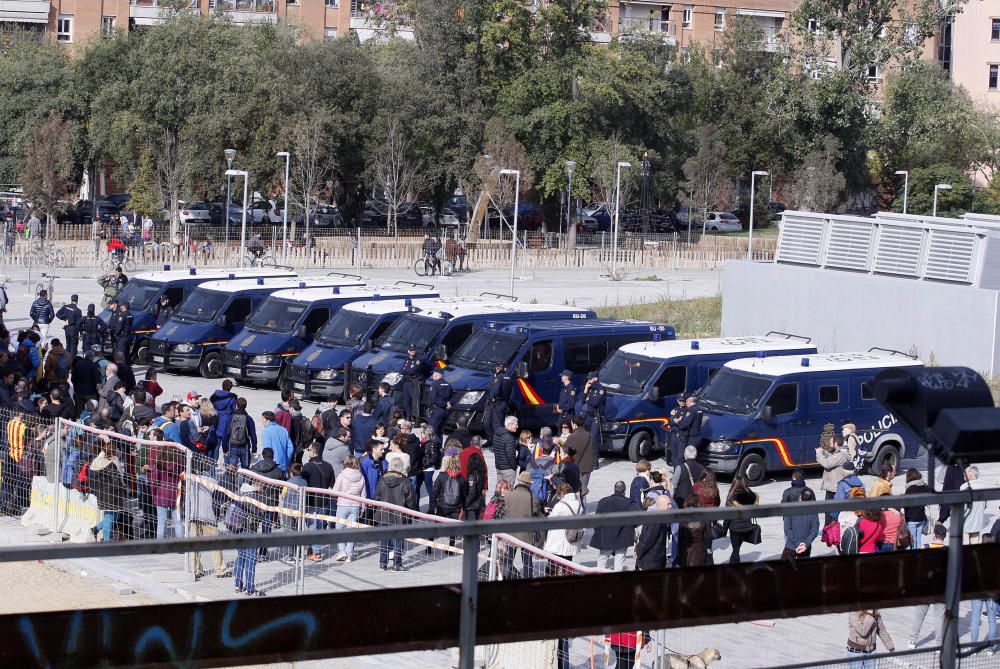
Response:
399,434,423,477
374,472,417,524
635,521,669,570
116,363,135,393
904,482,931,523
589,492,638,551
72,357,102,397
302,457,335,507
449,428,474,448
672,460,705,506
432,472,469,514
552,460,582,494
492,429,518,471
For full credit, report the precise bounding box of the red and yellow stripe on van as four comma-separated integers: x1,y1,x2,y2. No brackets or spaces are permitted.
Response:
516,378,544,405
740,437,817,468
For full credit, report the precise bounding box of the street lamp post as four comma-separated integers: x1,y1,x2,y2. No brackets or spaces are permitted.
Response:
224,149,236,248
613,161,631,278
748,170,768,261
564,160,576,243
500,168,520,297
894,170,909,215
933,183,953,218
277,151,290,261
226,169,249,268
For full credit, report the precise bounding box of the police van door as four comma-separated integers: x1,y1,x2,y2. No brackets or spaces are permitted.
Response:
516,339,556,429
806,378,849,465
757,380,806,469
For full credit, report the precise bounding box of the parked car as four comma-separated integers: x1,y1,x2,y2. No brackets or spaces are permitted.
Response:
309,204,343,227
703,211,742,233
768,201,786,224
446,194,469,222
247,200,282,224
363,200,422,228
502,202,544,231
207,201,244,227
438,207,461,228
104,193,132,209
179,202,212,224
362,200,388,227
580,203,612,232
58,199,120,225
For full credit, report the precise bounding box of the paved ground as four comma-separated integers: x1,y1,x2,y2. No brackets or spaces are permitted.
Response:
3,260,999,667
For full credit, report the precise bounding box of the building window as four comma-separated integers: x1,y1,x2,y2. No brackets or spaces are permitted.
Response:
990,64,999,91
992,18,1000,41
56,15,72,42
324,27,337,40
682,5,692,29
714,8,724,31
325,0,337,6
216,0,276,11
101,16,115,36
867,64,882,82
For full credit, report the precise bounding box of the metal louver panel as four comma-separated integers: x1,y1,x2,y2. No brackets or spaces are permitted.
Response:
824,220,873,271
775,215,824,265
923,229,977,283
873,225,923,276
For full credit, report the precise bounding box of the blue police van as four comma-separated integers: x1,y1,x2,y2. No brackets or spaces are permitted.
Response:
223,283,439,387
100,266,295,363
438,319,675,433
346,297,596,407
598,335,817,461
285,295,442,400
149,275,366,378
697,350,924,485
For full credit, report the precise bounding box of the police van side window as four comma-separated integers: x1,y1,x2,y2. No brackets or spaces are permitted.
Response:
442,323,473,357
563,340,606,374
818,385,840,404
164,286,184,307
303,308,329,333
765,382,798,416
225,298,252,325
655,365,686,396
530,340,554,373
370,320,393,341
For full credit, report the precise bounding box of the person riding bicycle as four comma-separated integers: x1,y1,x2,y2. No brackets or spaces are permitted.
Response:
248,233,265,260
421,234,442,275
107,236,127,263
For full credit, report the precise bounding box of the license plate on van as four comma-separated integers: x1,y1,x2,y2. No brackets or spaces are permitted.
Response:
227,367,240,374
152,355,164,364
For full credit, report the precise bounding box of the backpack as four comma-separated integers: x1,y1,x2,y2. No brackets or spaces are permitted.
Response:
442,475,463,507
55,352,70,378
310,411,324,438
293,414,316,449
529,467,550,502
839,523,862,555
561,501,584,544
229,413,248,446
483,496,505,520
224,500,248,533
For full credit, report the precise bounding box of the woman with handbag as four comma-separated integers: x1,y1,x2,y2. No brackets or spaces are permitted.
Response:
723,475,759,564
543,483,583,575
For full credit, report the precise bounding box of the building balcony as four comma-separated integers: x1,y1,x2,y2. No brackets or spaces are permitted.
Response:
757,29,788,52
0,0,51,25
618,16,676,43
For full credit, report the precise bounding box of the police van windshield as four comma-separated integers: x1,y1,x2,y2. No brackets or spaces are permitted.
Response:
450,330,526,371
316,310,377,347
697,368,773,414
246,298,306,333
378,314,443,353
598,350,660,396
174,289,229,323
112,280,160,311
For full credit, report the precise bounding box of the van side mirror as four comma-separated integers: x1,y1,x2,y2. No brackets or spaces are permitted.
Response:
297,325,307,338
218,315,227,328
516,361,528,379
363,339,373,351
648,386,660,402
435,344,447,360
759,405,774,422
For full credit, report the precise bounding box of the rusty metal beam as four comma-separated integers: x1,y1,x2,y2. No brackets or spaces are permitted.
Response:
2,545,998,669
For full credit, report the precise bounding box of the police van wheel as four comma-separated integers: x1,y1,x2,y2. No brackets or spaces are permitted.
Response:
870,445,900,477
200,352,222,379
133,342,149,365
627,431,652,463
738,453,767,486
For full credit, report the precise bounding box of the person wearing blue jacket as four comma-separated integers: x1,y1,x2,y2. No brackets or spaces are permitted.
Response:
260,410,294,475
351,403,377,456
15,331,42,386
359,439,387,500
210,379,238,453
373,383,395,428
29,290,54,341
834,461,865,500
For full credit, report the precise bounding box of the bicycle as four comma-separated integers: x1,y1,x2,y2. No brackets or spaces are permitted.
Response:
414,253,452,277
22,244,67,269
101,252,136,273
35,272,56,303
244,251,276,268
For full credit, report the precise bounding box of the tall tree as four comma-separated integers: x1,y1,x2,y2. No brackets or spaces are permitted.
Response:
368,116,423,241
678,126,734,231
128,148,162,218
786,135,847,213
891,164,972,217
286,110,335,245
20,115,74,236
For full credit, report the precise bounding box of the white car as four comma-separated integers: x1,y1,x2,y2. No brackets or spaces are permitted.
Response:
704,211,742,233
248,200,283,224
179,202,211,224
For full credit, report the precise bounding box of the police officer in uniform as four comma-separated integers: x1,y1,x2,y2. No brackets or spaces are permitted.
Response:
111,301,133,364
426,369,451,441
81,304,108,352
582,371,606,471
155,295,174,329
485,363,512,443
668,396,688,468
556,369,577,416
399,344,425,421
56,294,83,357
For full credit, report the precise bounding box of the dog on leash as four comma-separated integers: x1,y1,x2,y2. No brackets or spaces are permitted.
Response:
665,647,722,669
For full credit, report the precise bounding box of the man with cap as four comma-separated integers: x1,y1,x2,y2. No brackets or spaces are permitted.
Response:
581,371,606,471
485,362,513,444
426,368,451,441
98,266,128,308
155,295,174,329
81,304,108,353
28,289,54,341
556,369,577,416
674,394,703,454
399,343,425,421
56,294,83,356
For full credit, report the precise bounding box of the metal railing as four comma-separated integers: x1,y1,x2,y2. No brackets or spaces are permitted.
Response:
619,16,677,37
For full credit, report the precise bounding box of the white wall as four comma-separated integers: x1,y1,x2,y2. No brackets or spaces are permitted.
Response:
722,261,1000,373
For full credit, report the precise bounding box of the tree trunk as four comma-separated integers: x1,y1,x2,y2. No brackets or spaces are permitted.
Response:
468,190,490,243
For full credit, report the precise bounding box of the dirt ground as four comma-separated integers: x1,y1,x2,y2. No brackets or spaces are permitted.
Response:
0,561,153,614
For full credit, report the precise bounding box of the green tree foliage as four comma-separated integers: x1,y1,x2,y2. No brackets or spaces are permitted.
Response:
786,135,847,213
891,164,972,217
128,149,162,217
20,114,74,232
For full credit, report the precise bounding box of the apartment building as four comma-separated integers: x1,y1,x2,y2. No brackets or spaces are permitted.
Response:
931,2,1000,106
0,0,396,46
